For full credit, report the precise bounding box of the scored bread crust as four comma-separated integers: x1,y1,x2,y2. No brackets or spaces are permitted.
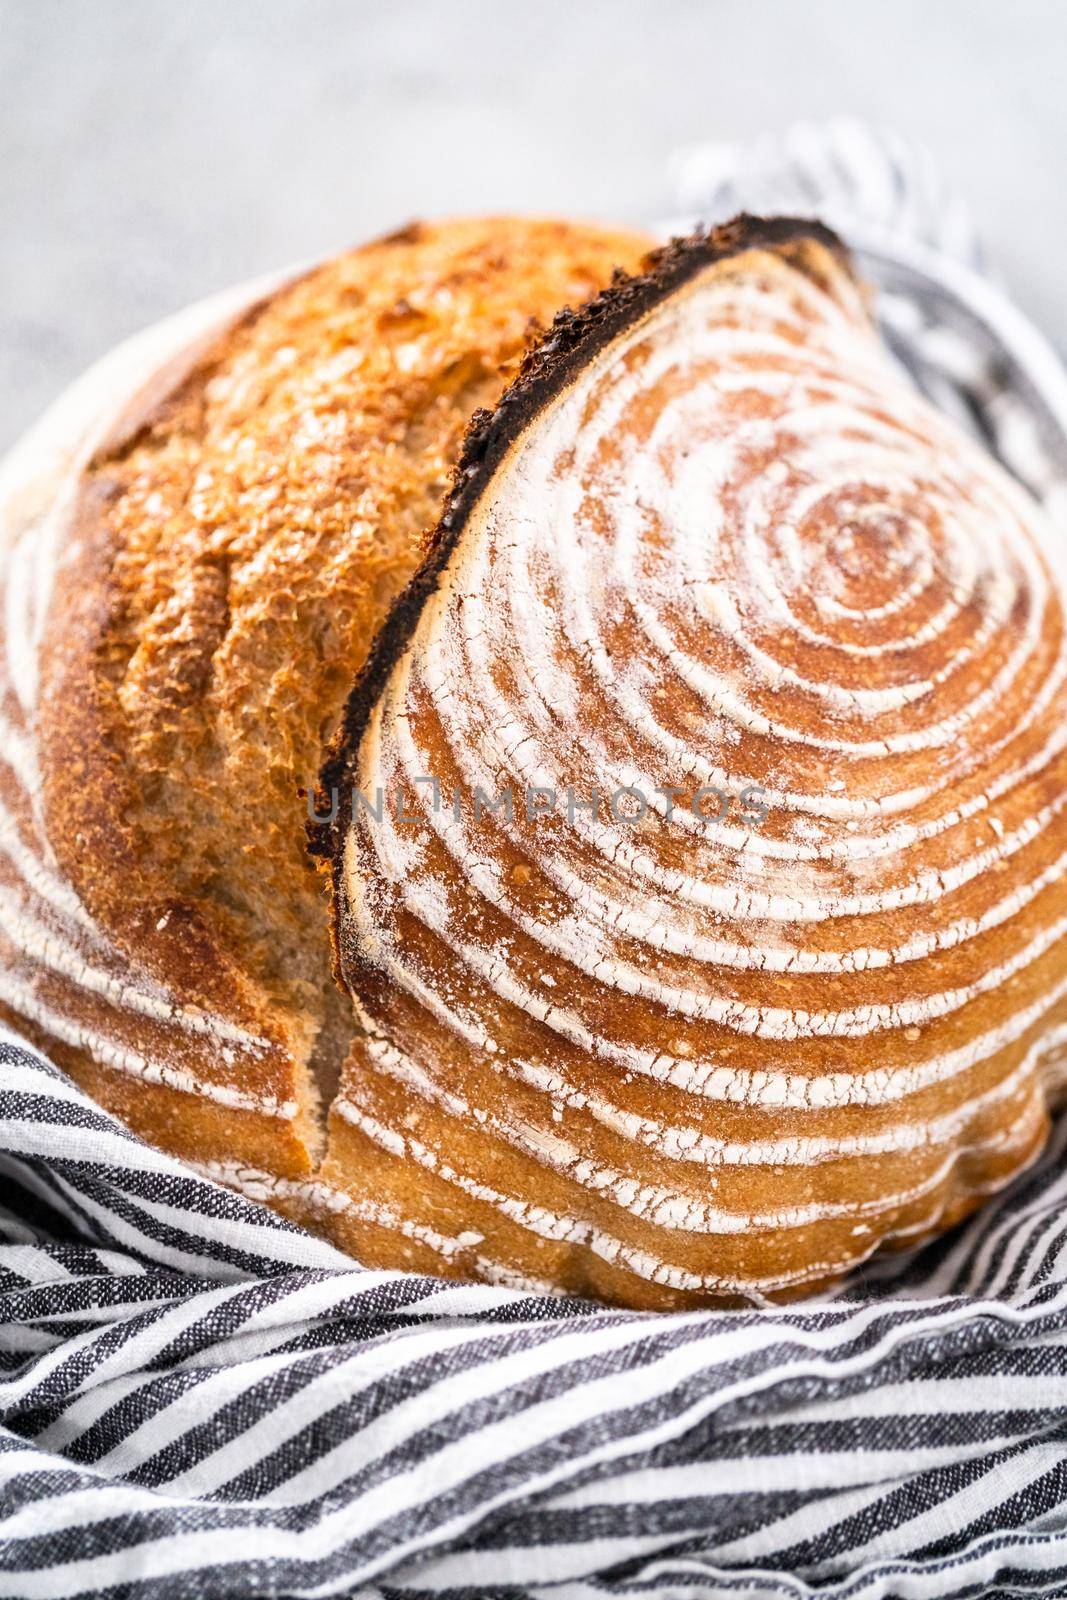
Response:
0,216,652,1180
314,218,852,829
316,217,1067,1308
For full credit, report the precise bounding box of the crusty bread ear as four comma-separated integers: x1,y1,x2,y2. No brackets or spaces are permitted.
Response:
0,217,651,1182
317,217,1067,1308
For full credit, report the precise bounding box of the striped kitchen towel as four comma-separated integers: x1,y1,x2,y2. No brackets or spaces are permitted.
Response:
4,120,1067,1600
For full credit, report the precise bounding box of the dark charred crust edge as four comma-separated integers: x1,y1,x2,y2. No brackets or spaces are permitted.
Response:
309,215,853,940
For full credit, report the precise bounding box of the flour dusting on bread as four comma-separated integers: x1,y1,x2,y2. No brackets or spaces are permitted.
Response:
323,220,1067,1306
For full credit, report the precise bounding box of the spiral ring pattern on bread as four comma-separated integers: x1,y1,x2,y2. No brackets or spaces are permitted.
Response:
320,219,1067,1308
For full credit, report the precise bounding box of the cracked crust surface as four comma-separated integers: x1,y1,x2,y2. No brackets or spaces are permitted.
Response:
29,215,652,1169
315,217,850,858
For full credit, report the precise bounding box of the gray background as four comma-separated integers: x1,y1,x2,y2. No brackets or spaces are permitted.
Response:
2,0,1065,452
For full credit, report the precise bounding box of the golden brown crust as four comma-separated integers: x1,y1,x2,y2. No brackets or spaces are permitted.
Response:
15,215,651,1170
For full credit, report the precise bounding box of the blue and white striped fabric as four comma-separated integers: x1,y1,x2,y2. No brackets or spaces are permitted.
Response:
5,121,1067,1600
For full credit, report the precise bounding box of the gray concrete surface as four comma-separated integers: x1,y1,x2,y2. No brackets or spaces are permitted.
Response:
2,0,1065,451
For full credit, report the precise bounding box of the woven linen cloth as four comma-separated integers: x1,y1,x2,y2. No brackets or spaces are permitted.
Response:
4,120,1067,1600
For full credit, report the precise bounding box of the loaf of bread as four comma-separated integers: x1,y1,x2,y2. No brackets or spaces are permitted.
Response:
4,213,1066,1308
